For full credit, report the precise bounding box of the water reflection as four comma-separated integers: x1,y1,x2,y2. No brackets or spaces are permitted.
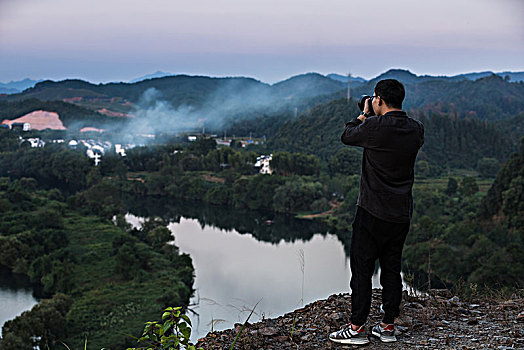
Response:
0,266,38,336
122,195,337,246
123,198,384,341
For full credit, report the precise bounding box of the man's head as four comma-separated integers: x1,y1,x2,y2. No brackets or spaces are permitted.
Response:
372,79,405,116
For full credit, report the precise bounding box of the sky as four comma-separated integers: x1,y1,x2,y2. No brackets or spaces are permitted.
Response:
0,0,523,84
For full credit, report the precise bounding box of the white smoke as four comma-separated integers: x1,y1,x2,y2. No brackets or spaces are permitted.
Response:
104,74,341,143
130,88,200,134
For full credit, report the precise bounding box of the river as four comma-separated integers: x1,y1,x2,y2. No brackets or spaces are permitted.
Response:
122,198,389,341
0,198,403,342
0,267,38,337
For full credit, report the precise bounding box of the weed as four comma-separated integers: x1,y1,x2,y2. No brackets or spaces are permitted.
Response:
229,299,261,350
298,249,305,307
289,312,302,341
59,336,106,350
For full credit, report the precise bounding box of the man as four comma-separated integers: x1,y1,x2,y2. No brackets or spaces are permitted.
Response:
329,79,424,345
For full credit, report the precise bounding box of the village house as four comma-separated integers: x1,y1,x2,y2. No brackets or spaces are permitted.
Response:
22,138,45,148
254,154,273,174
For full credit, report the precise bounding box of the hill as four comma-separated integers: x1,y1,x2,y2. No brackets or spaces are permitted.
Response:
4,74,343,112
351,71,524,121
129,70,175,83
2,69,524,139
458,70,524,82
326,69,524,84
0,99,112,130
271,73,344,99
268,98,518,171
268,98,356,161
326,73,367,85
479,136,524,222
1,111,67,130
0,74,347,137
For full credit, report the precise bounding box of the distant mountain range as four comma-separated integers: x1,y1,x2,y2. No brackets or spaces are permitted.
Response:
1,69,523,135
0,78,43,94
128,71,176,83
326,74,367,84
2,69,523,95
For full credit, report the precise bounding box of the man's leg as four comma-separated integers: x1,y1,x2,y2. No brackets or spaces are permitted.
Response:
377,221,409,324
350,207,379,326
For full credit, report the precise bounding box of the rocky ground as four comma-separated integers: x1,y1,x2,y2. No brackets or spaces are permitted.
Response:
196,289,524,349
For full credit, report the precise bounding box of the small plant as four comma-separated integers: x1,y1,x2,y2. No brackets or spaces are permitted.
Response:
229,300,261,350
289,312,301,340
127,306,202,350
403,269,418,297
59,336,107,350
297,249,305,307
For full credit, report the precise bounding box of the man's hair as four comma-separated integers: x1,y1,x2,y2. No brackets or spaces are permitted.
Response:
374,79,405,109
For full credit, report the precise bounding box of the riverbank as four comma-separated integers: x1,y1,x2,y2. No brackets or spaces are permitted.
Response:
196,289,524,349
0,182,195,350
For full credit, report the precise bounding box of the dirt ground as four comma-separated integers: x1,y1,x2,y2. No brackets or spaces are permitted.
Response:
196,289,524,349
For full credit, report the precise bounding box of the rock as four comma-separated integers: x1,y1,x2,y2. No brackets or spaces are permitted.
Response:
328,311,345,322
517,311,524,322
276,335,288,342
405,302,424,309
467,318,479,325
396,325,409,333
259,327,278,336
430,289,452,298
300,334,312,341
449,296,460,304
457,307,469,315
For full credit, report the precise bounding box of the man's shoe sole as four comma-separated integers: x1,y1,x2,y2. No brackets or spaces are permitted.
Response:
329,337,370,345
371,330,396,343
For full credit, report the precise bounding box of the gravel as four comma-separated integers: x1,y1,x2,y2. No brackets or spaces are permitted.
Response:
196,289,524,349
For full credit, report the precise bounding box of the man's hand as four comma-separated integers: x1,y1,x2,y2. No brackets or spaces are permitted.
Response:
363,97,372,115
358,114,367,122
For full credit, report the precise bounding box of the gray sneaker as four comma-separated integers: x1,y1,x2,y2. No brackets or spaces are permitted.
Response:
329,324,369,345
371,323,397,342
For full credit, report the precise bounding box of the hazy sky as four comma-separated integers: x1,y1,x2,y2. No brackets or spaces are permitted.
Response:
1,0,523,83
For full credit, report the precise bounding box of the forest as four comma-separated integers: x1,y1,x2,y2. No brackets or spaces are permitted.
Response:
0,72,523,349
1,123,522,295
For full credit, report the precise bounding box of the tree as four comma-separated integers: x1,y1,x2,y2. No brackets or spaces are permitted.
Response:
459,176,479,197
328,148,361,176
477,157,500,178
272,180,324,213
270,152,319,176
1,293,72,350
147,226,173,249
445,177,458,196
502,175,524,227
415,160,431,179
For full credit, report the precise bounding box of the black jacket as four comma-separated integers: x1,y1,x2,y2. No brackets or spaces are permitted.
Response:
341,111,424,223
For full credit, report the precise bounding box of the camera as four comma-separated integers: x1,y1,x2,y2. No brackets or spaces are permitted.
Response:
358,95,375,116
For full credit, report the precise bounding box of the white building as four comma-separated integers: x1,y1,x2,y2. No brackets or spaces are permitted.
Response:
215,139,231,147
255,154,273,174
115,144,126,156
22,138,45,148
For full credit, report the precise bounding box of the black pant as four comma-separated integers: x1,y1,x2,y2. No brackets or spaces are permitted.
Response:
350,206,409,326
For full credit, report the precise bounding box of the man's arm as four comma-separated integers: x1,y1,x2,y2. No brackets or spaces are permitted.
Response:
341,114,370,147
